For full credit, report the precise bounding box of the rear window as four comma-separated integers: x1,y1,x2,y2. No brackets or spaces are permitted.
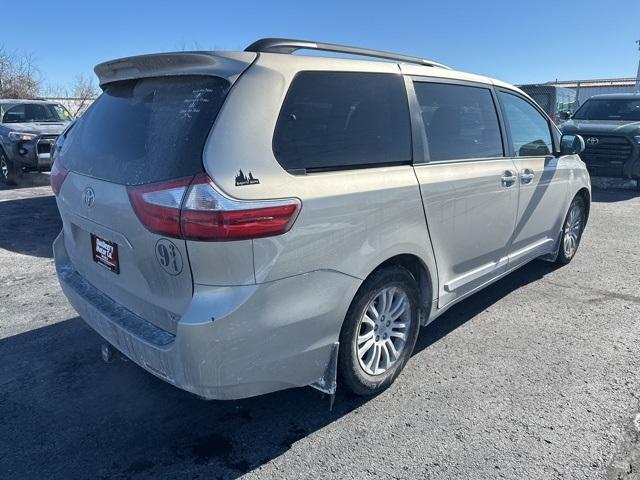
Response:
58,75,230,185
273,72,411,172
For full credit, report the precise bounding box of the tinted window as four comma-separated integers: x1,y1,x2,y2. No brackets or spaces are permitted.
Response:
58,75,230,185
273,72,411,172
413,82,503,161
499,92,553,157
572,98,640,121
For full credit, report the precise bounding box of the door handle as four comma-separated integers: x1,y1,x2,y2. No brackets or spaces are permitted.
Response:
501,171,517,187
520,169,535,184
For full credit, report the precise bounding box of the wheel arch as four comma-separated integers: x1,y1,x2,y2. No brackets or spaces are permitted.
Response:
367,253,434,322
576,187,591,226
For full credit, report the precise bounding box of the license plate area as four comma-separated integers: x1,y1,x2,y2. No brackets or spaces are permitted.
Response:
91,234,120,273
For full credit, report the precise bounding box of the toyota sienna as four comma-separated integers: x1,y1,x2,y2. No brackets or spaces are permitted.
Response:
52,39,591,399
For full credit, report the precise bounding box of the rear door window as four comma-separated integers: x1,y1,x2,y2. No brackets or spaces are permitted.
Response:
498,91,553,157
58,75,230,185
413,82,503,162
273,72,412,172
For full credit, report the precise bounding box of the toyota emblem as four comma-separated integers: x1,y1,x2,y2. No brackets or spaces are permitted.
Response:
82,187,95,208
586,137,599,145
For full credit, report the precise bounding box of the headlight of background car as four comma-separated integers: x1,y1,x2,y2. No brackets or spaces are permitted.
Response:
8,132,37,142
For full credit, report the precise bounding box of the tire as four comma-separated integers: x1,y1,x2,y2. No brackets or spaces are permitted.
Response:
338,266,421,396
0,150,21,186
556,195,586,265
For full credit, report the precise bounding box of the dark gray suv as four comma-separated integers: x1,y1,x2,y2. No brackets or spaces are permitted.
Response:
561,93,640,188
0,99,73,186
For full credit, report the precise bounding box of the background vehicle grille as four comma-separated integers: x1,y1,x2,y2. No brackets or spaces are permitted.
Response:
580,135,632,177
37,135,57,155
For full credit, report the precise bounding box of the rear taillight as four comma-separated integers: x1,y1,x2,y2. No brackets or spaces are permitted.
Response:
127,177,193,238
127,174,301,241
50,160,69,195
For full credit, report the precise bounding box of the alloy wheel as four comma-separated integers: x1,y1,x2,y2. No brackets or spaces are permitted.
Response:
356,286,412,376
0,157,8,181
563,203,583,258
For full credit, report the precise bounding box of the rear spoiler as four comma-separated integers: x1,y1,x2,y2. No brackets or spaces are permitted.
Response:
94,51,257,88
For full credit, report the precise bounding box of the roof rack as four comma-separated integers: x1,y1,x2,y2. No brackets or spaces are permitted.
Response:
245,38,451,70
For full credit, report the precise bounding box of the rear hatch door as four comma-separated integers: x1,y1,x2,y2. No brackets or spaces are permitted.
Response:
55,53,255,333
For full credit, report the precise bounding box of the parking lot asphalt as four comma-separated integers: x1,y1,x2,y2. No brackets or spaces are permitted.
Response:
1,174,639,480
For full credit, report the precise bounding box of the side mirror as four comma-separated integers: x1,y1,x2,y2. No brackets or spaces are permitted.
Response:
559,134,585,156
558,111,571,121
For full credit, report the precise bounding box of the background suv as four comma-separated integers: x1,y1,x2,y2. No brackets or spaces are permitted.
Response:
0,99,73,186
52,39,591,399
561,93,640,188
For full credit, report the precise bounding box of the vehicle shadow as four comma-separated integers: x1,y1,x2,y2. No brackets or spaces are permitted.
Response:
414,259,555,355
0,171,51,190
0,261,557,480
591,188,639,203
0,193,60,258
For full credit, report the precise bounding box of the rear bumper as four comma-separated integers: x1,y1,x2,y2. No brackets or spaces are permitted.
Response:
54,232,359,400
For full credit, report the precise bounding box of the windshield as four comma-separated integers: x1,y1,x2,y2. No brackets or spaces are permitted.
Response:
572,98,640,121
2,103,72,123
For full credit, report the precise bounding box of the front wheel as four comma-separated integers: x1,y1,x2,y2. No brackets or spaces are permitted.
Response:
0,151,21,186
556,195,586,265
338,266,420,396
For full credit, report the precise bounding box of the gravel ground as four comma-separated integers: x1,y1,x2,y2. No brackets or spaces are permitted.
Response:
1,174,639,480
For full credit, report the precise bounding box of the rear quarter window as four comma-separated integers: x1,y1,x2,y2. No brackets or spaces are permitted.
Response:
58,75,230,185
273,72,412,172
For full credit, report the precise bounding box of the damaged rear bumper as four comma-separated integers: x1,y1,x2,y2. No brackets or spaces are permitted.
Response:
53,232,359,400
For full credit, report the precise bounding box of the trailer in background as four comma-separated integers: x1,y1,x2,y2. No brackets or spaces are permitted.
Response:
545,78,637,105
517,84,578,125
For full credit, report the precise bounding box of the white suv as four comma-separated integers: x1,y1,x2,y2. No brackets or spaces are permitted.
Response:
52,38,590,399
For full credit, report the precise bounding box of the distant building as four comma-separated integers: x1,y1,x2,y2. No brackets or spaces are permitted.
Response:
545,78,638,104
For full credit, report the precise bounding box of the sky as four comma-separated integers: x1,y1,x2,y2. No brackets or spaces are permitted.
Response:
4,0,640,90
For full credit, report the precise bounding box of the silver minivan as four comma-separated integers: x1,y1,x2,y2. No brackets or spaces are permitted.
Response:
52,39,590,399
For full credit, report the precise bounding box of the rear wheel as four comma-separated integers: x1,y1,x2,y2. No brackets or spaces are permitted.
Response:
556,195,586,265
338,266,420,396
0,151,21,186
